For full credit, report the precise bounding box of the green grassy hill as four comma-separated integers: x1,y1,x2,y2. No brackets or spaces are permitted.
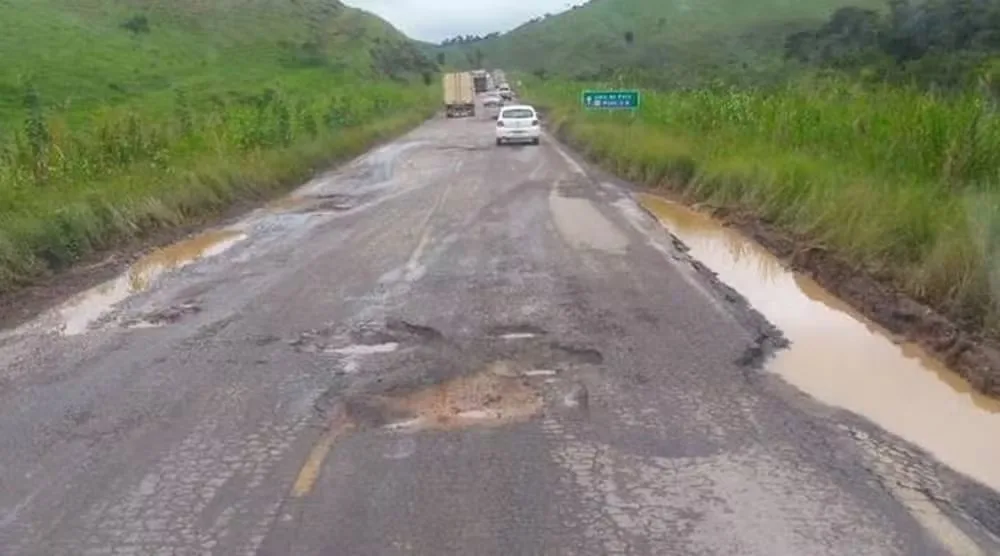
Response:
437,0,881,85
0,0,437,291
0,0,434,119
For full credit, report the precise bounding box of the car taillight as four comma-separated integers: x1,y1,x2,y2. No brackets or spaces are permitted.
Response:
531,119,539,126
497,121,504,127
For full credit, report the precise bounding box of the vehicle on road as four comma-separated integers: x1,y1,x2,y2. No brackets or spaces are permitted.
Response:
482,94,502,119
498,84,513,100
443,72,475,118
472,70,489,94
496,104,540,145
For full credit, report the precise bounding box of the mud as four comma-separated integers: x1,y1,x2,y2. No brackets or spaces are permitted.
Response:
56,230,244,335
639,193,1000,491
712,206,1000,399
0,125,419,335
547,119,1000,398
378,366,545,431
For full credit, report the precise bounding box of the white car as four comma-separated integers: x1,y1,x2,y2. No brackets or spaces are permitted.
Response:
481,94,503,119
496,105,541,146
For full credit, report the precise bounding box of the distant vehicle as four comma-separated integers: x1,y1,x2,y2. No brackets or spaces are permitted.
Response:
482,94,502,119
498,84,513,100
496,104,540,146
443,72,475,118
472,70,489,94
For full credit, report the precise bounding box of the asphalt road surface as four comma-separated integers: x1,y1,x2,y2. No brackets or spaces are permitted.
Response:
1,111,999,555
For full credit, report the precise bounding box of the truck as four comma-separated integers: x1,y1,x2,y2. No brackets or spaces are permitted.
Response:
442,72,475,118
472,70,489,94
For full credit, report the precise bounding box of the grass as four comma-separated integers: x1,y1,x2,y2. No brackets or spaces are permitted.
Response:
0,0,438,292
526,77,1000,332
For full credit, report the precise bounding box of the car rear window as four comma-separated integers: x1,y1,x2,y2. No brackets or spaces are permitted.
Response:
502,109,533,119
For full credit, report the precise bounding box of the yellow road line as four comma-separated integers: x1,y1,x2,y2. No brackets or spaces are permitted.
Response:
291,419,353,498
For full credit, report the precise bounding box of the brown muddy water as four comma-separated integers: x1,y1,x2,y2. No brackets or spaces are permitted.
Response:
58,230,246,335
637,193,1000,492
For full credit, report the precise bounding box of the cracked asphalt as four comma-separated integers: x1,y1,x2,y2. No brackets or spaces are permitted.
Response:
1,111,999,555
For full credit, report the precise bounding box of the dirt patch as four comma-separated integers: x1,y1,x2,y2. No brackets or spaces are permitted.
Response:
377,368,544,431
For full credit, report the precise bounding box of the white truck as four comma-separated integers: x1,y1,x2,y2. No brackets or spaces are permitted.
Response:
443,72,475,118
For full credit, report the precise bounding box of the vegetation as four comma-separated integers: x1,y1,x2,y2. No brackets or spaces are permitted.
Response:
0,0,437,291
529,74,1000,331
434,0,882,87
786,0,1000,89
506,0,1000,332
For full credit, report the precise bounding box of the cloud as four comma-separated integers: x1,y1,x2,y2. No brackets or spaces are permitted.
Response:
344,0,572,42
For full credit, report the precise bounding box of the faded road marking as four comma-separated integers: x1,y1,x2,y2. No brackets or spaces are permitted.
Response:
291,417,354,498
549,137,588,176
404,161,457,281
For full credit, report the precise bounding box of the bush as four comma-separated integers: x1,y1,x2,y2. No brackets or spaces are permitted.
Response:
121,14,150,35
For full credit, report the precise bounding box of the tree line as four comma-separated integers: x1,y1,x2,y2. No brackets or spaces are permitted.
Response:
785,0,1000,88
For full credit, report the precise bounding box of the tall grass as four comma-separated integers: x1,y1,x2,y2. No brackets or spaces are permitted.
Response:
528,78,1000,331
0,82,437,290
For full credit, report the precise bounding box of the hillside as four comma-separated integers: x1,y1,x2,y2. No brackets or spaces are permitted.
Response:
436,0,881,85
0,0,437,292
516,0,1000,366
0,0,435,119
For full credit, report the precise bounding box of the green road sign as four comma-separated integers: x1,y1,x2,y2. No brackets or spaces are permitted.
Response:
582,90,640,109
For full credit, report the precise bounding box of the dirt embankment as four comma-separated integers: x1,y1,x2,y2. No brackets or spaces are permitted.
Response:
546,120,1000,399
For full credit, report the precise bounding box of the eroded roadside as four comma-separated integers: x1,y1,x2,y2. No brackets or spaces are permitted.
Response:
545,122,1000,399
0,120,433,334
719,206,1000,397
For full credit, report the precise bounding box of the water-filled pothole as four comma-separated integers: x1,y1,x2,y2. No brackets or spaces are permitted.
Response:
638,193,1000,491
57,230,245,335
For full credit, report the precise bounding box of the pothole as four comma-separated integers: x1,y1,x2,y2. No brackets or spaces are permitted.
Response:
488,324,548,340
550,342,604,365
56,230,245,335
377,367,544,432
295,195,355,213
122,301,202,329
268,194,358,215
290,320,443,354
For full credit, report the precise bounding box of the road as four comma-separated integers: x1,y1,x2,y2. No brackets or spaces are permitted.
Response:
1,111,998,555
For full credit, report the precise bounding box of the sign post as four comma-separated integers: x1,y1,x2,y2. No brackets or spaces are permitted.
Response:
581,90,640,110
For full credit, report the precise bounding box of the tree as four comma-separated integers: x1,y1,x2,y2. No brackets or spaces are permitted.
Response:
436,52,446,65
624,30,635,45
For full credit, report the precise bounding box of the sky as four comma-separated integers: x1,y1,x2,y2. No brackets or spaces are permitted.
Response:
342,0,573,43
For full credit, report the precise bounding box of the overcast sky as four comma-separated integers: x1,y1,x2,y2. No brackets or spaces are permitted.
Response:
343,0,573,43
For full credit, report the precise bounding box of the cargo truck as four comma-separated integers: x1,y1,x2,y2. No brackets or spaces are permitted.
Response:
442,72,475,118
472,70,489,94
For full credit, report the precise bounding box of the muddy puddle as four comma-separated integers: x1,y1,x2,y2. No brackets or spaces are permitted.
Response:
373,363,545,432
637,193,1000,492
58,230,245,335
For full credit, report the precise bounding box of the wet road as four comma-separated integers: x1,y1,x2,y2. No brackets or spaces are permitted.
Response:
1,114,999,555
